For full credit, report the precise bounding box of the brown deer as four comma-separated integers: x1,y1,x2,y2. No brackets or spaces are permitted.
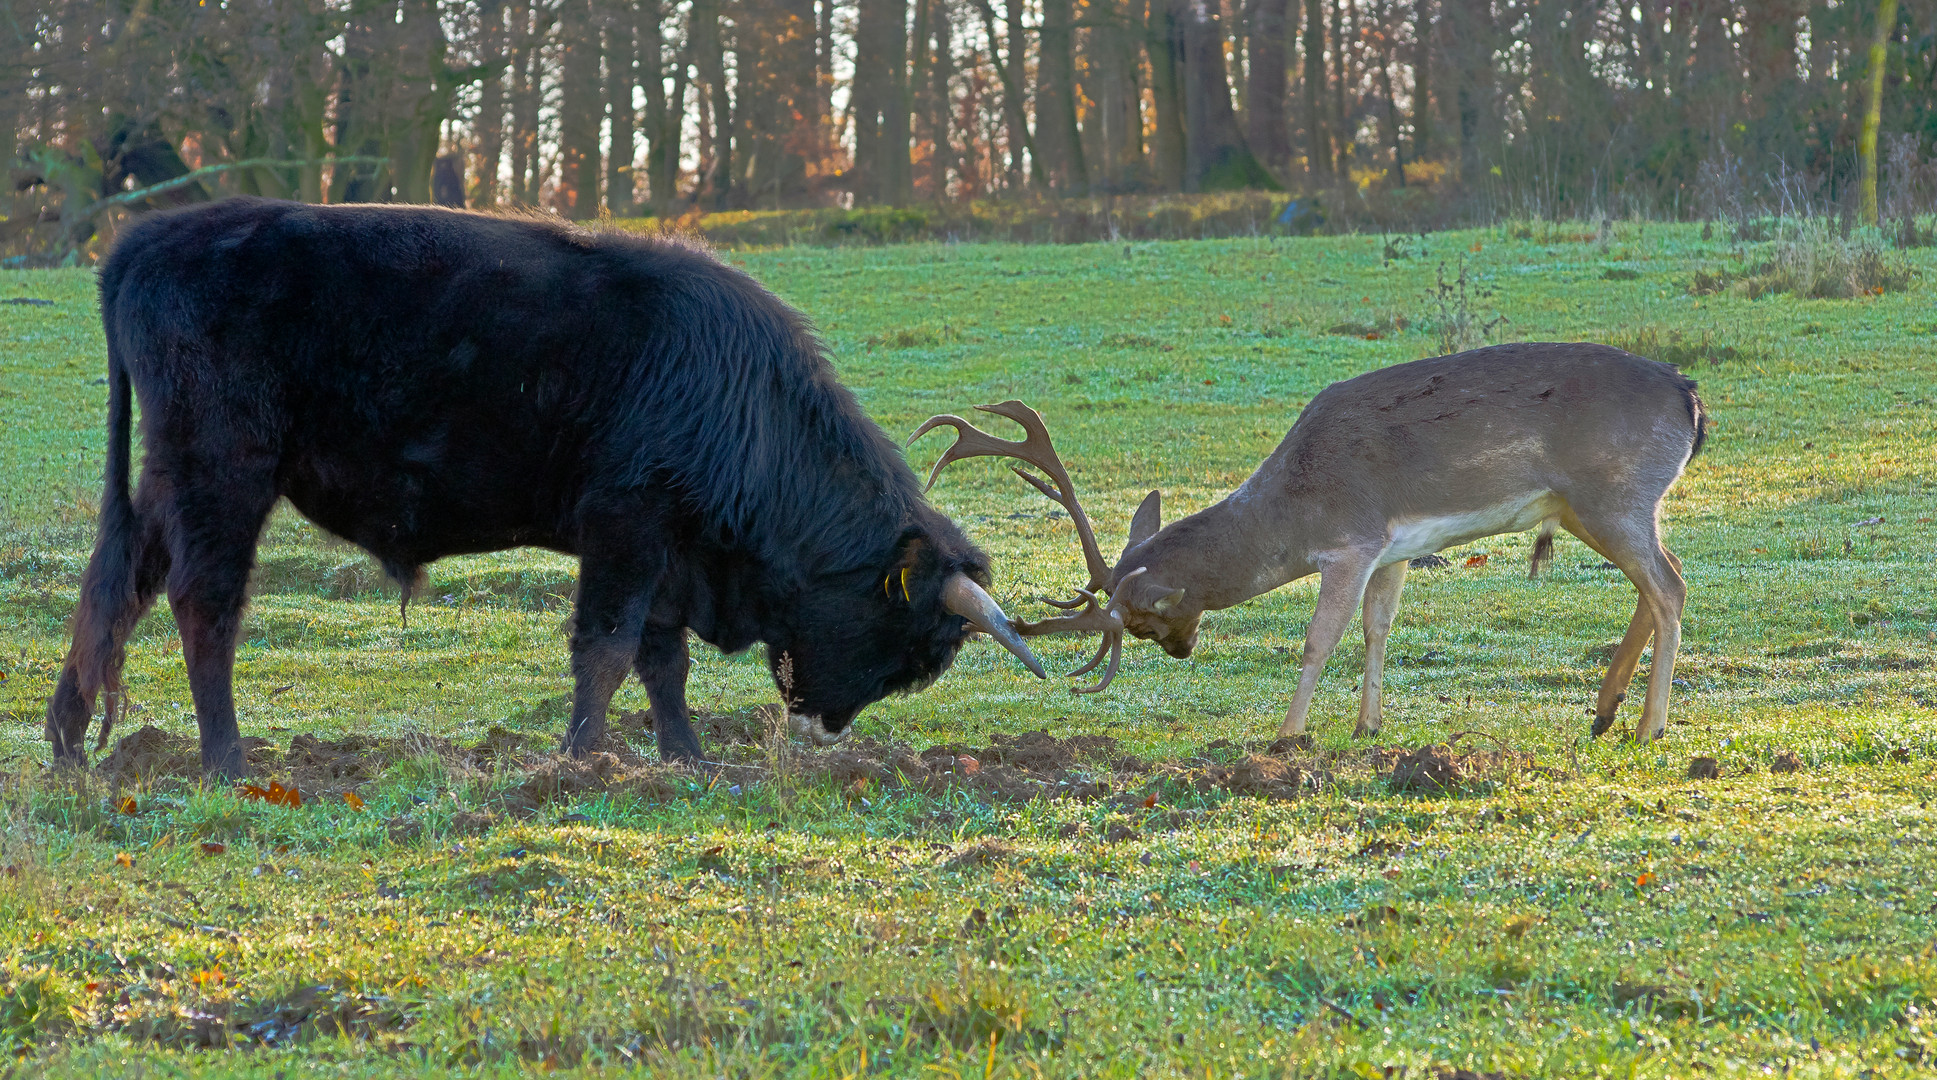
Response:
911,342,1707,743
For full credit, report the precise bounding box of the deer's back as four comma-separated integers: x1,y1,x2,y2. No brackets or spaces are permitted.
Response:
1268,343,1703,517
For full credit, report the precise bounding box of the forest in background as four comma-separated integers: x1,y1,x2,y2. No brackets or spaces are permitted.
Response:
9,1,1937,262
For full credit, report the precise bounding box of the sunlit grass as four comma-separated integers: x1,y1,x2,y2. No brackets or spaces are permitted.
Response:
1,222,1934,1075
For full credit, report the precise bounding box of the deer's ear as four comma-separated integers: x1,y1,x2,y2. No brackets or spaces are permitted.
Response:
1150,586,1185,615
1125,490,1163,553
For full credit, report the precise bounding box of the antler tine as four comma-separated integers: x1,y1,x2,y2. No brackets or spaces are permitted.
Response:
907,400,1113,591
1069,633,1124,694
1009,567,1144,693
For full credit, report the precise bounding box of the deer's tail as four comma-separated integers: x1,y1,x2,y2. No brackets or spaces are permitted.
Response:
1528,517,1558,580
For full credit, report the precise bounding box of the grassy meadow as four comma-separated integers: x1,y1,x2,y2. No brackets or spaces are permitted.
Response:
1,221,1935,1077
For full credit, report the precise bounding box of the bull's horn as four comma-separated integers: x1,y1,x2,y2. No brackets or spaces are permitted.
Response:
941,573,1047,679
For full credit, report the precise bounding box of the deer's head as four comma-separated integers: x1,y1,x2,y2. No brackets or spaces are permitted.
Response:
908,401,1196,692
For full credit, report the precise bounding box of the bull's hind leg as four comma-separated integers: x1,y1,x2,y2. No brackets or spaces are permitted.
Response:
1562,506,1686,743
46,482,171,763
166,475,279,779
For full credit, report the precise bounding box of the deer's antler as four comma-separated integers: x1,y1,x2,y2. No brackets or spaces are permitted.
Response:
906,401,1112,593
913,402,1145,693
1010,568,1146,693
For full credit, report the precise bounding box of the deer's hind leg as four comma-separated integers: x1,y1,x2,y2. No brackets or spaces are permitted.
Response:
1561,506,1686,743
1354,560,1408,737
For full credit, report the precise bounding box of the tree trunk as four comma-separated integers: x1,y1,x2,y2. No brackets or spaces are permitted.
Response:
1039,0,1090,193
1178,0,1275,190
508,0,544,205
473,0,508,206
1147,0,1188,190
1449,0,1492,184
639,0,678,212
853,0,908,202
1374,0,1404,184
1246,0,1290,180
928,0,958,199
692,0,732,209
1086,0,1144,191
556,0,602,217
1330,0,1347,175
1003,0,1033,188
1412,0,1430,161
1860,0,1900,224
1303,0,1330,179
606,0,637,215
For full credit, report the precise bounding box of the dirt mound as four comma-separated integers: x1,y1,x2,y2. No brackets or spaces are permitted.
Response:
1189,754,1313,800
97,726,277,789
85,722,1360,813
495,751,684,816
1771,750,1804,774
1686,755,1721,780
1386,744,1464,793
285,733,411,795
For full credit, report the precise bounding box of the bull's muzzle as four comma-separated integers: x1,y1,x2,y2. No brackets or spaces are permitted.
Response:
789,712,851,746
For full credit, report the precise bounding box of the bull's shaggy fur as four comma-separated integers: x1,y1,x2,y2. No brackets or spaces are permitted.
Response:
48,198,993,776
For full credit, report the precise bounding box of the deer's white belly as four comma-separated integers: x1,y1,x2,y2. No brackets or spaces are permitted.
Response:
1381,492,1563,564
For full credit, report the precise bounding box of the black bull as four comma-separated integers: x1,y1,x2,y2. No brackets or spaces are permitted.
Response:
46,198,1045,777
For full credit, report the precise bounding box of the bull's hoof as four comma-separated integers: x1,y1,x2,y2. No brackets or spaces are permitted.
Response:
656,739,708,768
201,744,247,782
559,720,607,758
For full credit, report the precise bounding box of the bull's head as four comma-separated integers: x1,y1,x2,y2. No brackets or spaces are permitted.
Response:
767,510,1044,744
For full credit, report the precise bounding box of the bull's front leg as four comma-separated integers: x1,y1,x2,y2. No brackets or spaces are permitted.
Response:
636,625,706,765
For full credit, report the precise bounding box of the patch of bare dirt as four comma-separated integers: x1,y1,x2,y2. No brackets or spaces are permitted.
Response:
96,726,277,790
285,733,410,795
1771,750,1804,774
1185,754,1315,800
1385,744,1465,793
83,720,1559,820
494,751,683,816
1377,737,1544,795
1686,756,1721,780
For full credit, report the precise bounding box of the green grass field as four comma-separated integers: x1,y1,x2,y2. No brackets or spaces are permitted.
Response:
2,222,1935,1077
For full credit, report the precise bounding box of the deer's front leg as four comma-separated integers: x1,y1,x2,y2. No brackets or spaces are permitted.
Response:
1278,557,1379,738
1355,560,1408,737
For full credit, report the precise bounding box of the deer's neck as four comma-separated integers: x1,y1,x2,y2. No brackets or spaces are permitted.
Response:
1150,481,1327,612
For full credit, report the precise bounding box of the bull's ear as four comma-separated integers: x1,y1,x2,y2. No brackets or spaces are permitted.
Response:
885,534,930,601
1124,490,1162,555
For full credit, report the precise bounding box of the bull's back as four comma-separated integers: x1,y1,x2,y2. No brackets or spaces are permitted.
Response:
100,200,674,556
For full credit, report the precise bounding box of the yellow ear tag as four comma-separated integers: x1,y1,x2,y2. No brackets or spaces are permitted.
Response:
884,573,895,598
899,567,913,602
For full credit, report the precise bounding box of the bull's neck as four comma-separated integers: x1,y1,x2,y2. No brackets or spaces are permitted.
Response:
1149,478,1325,613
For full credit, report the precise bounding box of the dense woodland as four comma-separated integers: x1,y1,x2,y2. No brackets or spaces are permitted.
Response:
8,0,1937,259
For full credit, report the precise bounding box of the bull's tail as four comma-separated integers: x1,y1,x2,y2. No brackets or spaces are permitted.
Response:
47,337,141,760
